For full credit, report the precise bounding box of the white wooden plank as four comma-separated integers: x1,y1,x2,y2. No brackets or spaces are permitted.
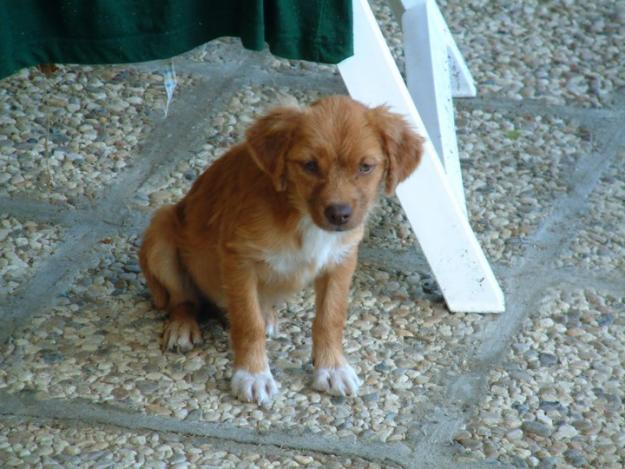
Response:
402,1,467,214
429,0,477,98
392,0,477,98
338,0,504,312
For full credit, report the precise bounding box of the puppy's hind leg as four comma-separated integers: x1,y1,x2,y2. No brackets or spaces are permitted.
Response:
163,301,203,352
140,206,202,352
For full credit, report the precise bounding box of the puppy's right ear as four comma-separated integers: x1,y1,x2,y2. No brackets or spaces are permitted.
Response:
367,106,424,195
246,107,302,192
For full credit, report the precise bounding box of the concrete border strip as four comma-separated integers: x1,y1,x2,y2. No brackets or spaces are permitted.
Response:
0,391,414,467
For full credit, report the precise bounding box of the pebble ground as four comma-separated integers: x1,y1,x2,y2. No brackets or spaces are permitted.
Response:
1,1,624,467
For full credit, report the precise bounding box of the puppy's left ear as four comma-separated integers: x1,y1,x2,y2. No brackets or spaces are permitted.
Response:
368,106,424,195
246,107,302,192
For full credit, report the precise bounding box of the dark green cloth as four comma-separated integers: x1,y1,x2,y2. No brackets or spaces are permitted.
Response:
0,0,353,80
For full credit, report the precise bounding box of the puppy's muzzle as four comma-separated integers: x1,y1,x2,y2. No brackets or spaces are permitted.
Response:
324,203,352,227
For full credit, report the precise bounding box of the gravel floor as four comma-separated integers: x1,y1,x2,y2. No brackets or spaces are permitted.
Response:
0,65,193,205
455,288,625,468
0,215,63,296
370,0,405,76
557,153,625,272
438,0,625,107
0,417,384,468
1,0,624,466
0,234,494,445
459,109,593,265
371,0,625,108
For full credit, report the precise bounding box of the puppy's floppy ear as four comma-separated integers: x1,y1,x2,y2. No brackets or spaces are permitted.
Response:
368,106,424,195
246,106,302,192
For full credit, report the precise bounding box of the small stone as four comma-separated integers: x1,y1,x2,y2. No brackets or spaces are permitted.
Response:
506,429,523,441
0,228,11,242
554,424,578,439
590,19,605,33
184,357,204,373
535,410,553,427
191,369,211,384
67,152,84,162
39,350,64,364
15,236,28,247
183,410,202,422
123,263,141,274
538,353,558,366
616,2,625,23
537,456,558,469
521,421,552,438
539,401,563,413
563,449,586,467
539,387,558,401
374,363,390,372
135,192,150,204
149,190,171,205
64,446,81,456
85,450,108,461
135,380,159,393
597,313,614,327
512,402,530,414
361,392,379,402
112,387,128,400
453,430,472,443
170,453,187,465
571,419,593,434
294,456,314,465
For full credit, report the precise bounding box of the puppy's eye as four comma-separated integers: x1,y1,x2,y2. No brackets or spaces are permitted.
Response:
359,163,374,174
302,160,319,174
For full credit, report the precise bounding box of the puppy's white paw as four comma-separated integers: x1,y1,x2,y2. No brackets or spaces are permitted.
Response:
162,319,202,352
231,368,280,405
313,364,362,396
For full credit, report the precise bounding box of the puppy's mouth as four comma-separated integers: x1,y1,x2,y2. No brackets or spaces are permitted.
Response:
313,218,360,233
324,225,349,232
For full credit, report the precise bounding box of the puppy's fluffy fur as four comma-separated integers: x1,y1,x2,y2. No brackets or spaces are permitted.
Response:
139,96,423,404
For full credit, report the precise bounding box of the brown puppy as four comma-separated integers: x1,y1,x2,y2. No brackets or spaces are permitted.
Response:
139,96,423,405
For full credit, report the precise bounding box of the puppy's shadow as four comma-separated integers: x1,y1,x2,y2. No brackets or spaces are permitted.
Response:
197,298,230,351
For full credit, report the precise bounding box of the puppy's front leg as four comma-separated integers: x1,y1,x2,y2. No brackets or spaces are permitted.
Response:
222,255,279,405
312,249,362,396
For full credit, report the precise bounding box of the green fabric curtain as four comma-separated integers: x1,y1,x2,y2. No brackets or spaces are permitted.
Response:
0,0,353,80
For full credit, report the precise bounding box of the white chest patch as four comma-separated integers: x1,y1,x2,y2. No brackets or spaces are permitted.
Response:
264,217,354,276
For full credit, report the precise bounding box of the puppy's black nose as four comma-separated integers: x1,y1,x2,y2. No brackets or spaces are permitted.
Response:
325,204,352,226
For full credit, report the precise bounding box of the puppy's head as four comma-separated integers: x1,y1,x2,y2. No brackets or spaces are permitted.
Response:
246,96,423,232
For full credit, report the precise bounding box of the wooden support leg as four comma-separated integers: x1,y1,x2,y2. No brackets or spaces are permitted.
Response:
338,0,504,313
